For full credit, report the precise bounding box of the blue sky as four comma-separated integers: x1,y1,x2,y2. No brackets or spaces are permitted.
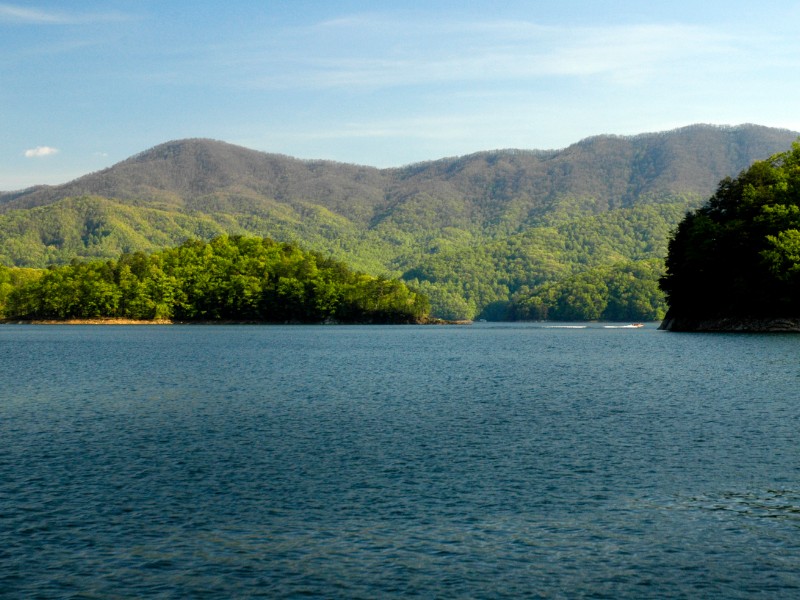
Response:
3,0,800,190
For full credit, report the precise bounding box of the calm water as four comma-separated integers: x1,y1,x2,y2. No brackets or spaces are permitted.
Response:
2,323,800,598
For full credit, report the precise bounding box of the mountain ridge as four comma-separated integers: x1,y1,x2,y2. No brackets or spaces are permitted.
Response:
4,124,796,222
1,123,797,319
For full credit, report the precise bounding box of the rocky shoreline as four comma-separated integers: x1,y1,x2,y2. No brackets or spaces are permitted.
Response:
659,316,800,332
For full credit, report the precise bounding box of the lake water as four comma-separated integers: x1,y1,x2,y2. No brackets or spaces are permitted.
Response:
2,323,800,598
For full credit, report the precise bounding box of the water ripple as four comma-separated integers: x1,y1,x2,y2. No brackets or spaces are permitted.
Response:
2,324,800,598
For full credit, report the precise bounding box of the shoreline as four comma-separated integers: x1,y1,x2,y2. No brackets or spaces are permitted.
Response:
2,318,174,325
1,317,472,326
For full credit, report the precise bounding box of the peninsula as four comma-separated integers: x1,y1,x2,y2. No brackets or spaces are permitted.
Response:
0,236,430,324
659,142,800,332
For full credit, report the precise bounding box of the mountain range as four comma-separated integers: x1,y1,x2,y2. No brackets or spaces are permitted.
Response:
1,123,797,319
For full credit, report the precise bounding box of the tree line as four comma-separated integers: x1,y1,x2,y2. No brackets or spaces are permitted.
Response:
0,235,430,323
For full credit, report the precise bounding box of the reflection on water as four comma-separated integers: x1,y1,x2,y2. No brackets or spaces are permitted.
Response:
681,489,800,522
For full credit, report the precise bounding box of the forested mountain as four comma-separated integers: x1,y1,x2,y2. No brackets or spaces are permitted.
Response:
3,124,793,221
1,124,797,319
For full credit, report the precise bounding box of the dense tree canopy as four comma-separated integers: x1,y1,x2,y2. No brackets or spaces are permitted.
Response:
660,143,800,318
1,236,430,323
0,195,700,320
403,201,692,320
507,259,667,322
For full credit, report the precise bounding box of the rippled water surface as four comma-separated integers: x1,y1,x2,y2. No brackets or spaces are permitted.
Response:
2,323,800,598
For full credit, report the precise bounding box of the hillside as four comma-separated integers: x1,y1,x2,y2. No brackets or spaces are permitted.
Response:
1,124,797,319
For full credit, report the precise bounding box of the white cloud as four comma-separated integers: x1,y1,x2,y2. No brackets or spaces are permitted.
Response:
0,4,70,24
212,17,737,93
0,3,131,25
24,146,59,158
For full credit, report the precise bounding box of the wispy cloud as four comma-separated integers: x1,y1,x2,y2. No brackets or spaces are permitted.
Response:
24,146,59,158
0,3,131,25
202,16,737,93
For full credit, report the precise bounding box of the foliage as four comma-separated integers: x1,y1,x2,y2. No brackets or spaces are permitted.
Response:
508,259,667,321
0,266,42,318
402,199,698,319
4,236,429,323
1,127,795,320
661,142,800,317
0,196,393,274
0,194,699,320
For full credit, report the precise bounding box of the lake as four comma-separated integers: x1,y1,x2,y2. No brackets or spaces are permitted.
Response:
2,323,800,598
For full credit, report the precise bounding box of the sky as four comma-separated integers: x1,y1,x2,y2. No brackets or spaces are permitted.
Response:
2,0,800,191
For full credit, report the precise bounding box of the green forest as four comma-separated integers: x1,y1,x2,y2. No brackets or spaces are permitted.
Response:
2,128,795,322
0,236,430,323
0,195,699,321
403,200,696,320
661,142,800,319
506,259,666,321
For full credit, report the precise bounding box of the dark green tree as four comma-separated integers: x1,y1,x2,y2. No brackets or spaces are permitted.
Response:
661,142,800,318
